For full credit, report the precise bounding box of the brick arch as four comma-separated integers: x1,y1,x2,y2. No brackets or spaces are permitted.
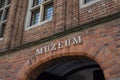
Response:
17,39,118,80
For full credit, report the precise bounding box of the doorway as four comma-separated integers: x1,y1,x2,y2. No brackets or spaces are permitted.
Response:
35,56,105,80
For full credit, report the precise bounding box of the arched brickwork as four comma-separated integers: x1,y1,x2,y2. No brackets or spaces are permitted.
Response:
17,39,120,80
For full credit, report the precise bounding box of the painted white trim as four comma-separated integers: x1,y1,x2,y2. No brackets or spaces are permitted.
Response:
40,4,44,22
25,19,52,31
0,20,7,24
80,0,100,8
24,0,33,28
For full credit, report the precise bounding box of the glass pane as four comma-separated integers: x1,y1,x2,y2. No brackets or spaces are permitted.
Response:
3,8,9,20
84,0,94,4
0,11,3,21
0,0,5,8
33,0,42,7
43,3,53,21
6,0,11,5
0,23,5,38
30,9,40,26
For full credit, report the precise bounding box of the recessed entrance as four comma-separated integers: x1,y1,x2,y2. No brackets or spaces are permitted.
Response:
35,56,105,80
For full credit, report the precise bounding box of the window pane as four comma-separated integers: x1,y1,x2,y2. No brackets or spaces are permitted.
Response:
33,0,42,7
43,3,53,21
3,8,9,20
0,0,5,8
84,0,94,4
0,11,3,21
6,0,11,5
0,23,5,38
30,9,40,26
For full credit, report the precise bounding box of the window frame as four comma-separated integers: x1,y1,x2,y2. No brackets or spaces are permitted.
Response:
0,0,10,39
25,0,53,30
80,0,100,8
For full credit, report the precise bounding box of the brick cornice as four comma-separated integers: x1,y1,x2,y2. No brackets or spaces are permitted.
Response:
0,11,120,56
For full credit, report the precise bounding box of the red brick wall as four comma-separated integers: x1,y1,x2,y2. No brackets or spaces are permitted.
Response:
0,0,120,50
0,0,120,80
0,0,18,52
0,18,120,80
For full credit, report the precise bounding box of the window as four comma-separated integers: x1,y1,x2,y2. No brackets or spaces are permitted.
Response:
84,0,95,4
33,0,42,7
0,0,5,8
80,0,100,7
0,0,11,38
25,0,53,29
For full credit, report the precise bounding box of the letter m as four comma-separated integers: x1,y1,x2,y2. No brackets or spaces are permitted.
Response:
35,48,43,56
73,36,82,45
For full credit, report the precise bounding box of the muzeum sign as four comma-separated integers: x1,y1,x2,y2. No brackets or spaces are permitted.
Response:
35,35,82,56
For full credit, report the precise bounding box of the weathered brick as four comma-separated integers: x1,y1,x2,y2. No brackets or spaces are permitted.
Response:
0,0,120,80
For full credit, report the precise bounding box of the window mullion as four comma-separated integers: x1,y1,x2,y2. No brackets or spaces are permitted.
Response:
38,6,41,23
28,10,32,27
39,4,44,22
25,0,33,27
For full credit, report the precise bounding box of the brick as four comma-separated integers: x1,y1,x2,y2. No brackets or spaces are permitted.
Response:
0,0,120,80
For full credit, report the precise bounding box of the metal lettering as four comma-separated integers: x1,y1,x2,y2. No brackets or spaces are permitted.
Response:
58,41,64,49
35,35,82,56
65,39,71,47
73,36,82,45
35,48,43,56
50,44,57,51
44,46,50,53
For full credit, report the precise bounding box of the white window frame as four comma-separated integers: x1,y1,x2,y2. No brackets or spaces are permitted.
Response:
25,0,53,30
80,0,100,8
0,0,10,40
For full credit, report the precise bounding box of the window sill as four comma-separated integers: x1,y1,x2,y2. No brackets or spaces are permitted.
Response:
80,0,100,8
25,19,52,31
